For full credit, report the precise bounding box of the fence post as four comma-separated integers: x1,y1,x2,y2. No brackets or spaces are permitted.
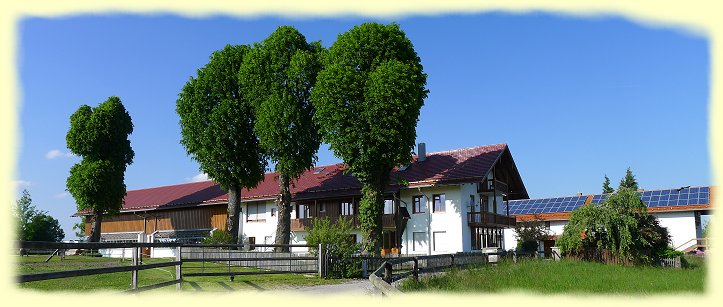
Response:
175,245,182,290
413,257,418,281
450,254,455,268
131,247,139,290
318,243,323,278
383,262,392,283
361,258,368,278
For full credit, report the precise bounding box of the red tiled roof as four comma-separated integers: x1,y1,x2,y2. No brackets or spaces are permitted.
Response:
87,144,508,214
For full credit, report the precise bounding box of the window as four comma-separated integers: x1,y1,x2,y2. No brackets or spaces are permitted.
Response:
248,237,256,250
412,196,424,214
319,204,326,213
469,195,476,211
247,203,266,222
544,221,551,229
297,204,309,219
340,202,354,216
384,199,395,214
433,194,445,212
433,231,447,251
413,232,426,252
270,208,276,217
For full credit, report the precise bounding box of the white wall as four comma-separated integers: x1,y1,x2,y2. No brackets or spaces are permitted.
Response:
241,200,279,249
399,185,464,255
654,211,697,251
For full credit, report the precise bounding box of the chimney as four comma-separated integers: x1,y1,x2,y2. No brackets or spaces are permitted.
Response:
417,143,426,162
576,192,583,196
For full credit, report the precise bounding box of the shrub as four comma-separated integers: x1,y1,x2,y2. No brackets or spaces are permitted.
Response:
557,187,670,265
203,230,235,244
305,217,360,278
514,219,549,253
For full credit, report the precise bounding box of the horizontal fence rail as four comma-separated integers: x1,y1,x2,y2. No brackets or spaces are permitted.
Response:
368,251,503,296
17,241,184,291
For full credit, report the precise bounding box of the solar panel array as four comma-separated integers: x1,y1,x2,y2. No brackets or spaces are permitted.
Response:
505,186,710,215
505,196,587,215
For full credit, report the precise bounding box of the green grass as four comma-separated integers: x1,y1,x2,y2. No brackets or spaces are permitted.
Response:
17,255,348,292
400,257,706,295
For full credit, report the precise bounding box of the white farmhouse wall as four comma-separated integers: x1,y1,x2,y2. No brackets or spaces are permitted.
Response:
654,211,697,251
399,185,463,255
241,200,279,250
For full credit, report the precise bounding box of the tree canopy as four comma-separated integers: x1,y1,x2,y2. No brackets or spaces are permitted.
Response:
15,189,65,242
619,167,639,190
311,22,428,254
557,187,669,264
66,96,134,242
238,26,323,251
177,44,267,245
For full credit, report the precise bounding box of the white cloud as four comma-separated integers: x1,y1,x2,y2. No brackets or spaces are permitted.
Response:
186,173,209,183
46,150,64,159
46,149,76,160
54,191,70,199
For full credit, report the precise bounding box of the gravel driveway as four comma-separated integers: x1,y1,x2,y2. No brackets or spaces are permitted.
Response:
286,279,380,296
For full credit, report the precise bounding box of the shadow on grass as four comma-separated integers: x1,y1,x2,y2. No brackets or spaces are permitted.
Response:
242,281,266,291
217,281,235,291
187,281,203,291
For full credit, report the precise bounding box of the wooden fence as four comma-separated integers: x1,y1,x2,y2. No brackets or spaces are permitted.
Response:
181,244,320,277
368,251,496,296
17,241,184,293
16,241,324,292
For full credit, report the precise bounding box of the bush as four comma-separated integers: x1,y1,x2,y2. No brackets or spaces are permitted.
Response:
656,247,683,259
305,217,360,278
557,187,670,265
203,230,235,244
514,219,549,253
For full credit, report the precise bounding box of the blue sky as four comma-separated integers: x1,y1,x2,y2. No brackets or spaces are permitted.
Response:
16,12,710,239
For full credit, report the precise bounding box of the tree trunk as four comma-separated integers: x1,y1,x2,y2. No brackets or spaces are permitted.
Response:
274,173,292,252
226,185,242,246
88,213,102,242
359,173,387,255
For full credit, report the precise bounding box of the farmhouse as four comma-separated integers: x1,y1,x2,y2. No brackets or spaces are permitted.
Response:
503,186,714,255
79,143,529,257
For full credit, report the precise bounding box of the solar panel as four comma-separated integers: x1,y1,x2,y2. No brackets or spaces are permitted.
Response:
506,195,587,215
503,186,709,216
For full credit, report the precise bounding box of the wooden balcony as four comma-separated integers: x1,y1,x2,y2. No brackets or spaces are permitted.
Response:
467,211,516,228
291,214,396,231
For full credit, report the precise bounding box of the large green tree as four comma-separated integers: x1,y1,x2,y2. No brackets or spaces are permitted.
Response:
177,44,267,245
311,22,428,254
66,96,134,242
239,26,323,252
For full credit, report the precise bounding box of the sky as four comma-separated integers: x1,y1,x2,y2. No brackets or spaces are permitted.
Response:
15,12,710,240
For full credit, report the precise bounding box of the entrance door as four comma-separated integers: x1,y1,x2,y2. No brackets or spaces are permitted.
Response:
543,240,555,258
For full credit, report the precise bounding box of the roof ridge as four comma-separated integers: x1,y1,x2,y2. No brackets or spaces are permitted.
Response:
424,143,507,156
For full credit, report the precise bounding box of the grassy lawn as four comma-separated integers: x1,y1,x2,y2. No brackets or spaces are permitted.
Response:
400,257,705,295
17,255,348,292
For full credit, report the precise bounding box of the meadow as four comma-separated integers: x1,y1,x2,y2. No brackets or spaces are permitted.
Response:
399,257,705,295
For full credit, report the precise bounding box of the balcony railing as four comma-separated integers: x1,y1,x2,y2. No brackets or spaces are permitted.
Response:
291,214,396,231
467,211,516,228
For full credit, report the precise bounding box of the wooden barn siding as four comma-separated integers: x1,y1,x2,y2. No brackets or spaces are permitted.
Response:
86,205,228,235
